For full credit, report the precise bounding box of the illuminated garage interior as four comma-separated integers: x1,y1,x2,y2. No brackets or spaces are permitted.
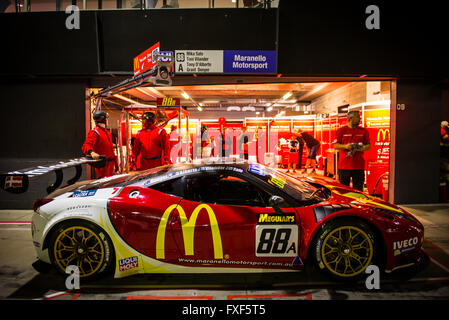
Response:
90,80,392,200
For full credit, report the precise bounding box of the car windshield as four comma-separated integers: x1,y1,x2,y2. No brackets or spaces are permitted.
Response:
247,163,324,201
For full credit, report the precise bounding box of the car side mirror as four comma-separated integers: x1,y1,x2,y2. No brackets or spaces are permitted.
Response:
269,195,285,214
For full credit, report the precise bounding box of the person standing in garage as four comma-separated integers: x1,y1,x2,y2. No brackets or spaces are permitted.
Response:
82,110,118,179
238,126,250,160
296,129,320,174
334,110,371,191
132,112,170,170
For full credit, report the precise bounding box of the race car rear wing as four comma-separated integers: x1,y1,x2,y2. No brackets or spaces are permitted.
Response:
0,156,106,194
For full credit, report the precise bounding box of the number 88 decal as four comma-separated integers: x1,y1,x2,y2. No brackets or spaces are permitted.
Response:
255,225,298,257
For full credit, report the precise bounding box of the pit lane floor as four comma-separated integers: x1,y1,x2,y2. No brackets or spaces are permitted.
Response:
0,205,449,300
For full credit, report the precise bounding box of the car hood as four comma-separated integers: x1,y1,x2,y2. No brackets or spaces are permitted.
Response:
301,175,405,214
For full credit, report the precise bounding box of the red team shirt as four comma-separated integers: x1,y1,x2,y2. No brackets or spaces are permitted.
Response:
82,125,117,178
335,125,370,170
132,123,170,170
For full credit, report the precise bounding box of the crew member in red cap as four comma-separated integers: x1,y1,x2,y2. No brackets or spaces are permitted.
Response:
82,110,118,178
132,112,170,170
334,110,371,191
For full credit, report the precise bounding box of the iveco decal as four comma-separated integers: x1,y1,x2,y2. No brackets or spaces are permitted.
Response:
156,204,223,260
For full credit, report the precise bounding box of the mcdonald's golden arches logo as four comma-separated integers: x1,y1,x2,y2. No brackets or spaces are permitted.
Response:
156,203,223,260
377,128,390,141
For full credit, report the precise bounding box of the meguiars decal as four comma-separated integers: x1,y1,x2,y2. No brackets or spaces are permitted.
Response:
156,204,223,260
257,213,296,224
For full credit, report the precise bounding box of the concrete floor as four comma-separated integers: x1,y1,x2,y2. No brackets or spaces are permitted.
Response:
0,204,449,300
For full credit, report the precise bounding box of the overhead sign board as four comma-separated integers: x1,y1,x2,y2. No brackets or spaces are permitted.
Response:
175,50,223,74
157,97,180,107
133,42,160,76
175,50,276,74
223,50,277,74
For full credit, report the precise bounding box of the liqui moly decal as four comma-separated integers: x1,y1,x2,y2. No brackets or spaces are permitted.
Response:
118,256,139,271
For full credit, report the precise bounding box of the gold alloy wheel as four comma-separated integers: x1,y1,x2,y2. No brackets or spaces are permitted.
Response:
321,226,373,278
53,226,105,278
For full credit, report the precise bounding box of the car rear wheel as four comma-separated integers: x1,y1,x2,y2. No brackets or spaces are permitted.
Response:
312,219,377,281
48,220,114,281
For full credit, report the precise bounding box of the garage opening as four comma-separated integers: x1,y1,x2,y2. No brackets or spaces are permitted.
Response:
87,80,392,201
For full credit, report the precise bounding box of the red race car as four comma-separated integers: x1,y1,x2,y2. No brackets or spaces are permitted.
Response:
31,161,424,281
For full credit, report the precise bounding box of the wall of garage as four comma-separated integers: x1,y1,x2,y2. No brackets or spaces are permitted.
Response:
390,79,443,204
0,80,88,209
309,82,390,115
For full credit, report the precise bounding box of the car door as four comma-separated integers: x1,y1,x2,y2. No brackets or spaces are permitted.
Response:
169,171,302,271
108,185,183,260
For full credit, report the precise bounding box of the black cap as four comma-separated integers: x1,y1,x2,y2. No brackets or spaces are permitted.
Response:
142,112,156,122
93,110,108,123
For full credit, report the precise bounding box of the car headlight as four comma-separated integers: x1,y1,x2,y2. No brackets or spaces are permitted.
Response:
376,207,420,224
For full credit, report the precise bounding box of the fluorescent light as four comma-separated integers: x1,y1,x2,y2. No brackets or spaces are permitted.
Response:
114,94,139,104
181,92,190,99
282,92,292,100
267,106,273,112
197,106,203,111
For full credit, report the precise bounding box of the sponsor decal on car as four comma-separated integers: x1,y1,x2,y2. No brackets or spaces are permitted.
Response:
393,237,419,256
268,176,286,189
66,205,92,211
156,203,223,260
118,256,139,272
257,213,296,224
4,175,23,189
249,163,265,176
71,190,97,197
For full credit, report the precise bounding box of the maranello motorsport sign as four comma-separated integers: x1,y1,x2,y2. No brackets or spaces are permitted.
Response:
174,50,276,74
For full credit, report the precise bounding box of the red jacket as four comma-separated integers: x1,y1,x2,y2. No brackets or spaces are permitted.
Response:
82,125,116,159
133,124,170,162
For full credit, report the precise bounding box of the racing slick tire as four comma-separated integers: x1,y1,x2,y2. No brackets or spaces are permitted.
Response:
311,218,379,281
48,220,115,281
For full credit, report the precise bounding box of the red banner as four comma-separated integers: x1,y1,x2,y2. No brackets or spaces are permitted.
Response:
133,42,160,76
364,108,390,164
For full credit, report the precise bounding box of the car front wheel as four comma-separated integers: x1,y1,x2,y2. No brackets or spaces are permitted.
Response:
312,219,377,281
